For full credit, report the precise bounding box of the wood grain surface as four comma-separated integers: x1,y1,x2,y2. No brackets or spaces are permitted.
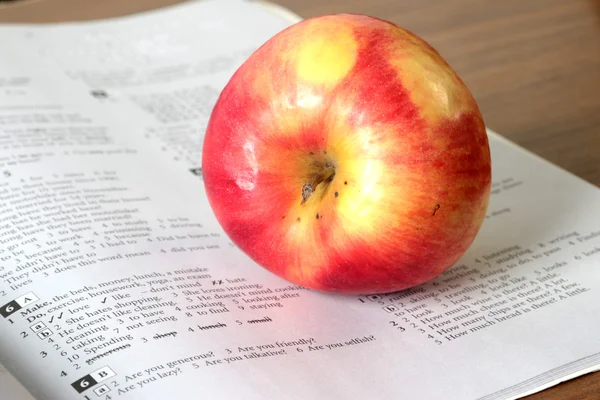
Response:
1,0,599,399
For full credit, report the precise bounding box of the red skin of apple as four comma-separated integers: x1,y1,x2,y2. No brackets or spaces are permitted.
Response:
202,14,491,295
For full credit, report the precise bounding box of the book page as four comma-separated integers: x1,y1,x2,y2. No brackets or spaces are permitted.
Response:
1,2,600,400
0,0,292,179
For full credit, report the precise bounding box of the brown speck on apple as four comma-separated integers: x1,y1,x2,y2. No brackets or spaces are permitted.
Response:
296,217,301,222
316,213,319,219
433,204,440,216
323,150,327,154
309,151,314,155
334,191,339,197
344,181,347,185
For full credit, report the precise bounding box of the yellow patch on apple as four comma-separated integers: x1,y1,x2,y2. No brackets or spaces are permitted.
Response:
387,31,474,124
294,19,357,87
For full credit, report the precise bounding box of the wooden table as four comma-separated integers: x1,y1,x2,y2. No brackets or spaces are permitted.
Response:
1,0,599,398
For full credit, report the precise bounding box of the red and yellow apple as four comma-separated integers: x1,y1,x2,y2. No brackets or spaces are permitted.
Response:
201,14,491,295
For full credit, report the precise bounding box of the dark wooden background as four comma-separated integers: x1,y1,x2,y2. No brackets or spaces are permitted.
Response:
1,0,599,398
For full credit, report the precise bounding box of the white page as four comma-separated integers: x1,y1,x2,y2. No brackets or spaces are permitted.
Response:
0,1,599,400
0,0,293,179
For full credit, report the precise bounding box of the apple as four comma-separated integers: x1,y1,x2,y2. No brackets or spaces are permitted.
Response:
201,14,491,295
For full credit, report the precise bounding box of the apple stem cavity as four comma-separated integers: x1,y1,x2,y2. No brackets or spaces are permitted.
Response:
301,163,336,204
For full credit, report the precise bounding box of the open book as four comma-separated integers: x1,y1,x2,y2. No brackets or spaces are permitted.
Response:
1,1,599,399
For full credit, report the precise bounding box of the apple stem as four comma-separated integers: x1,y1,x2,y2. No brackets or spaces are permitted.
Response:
301,164,335,204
